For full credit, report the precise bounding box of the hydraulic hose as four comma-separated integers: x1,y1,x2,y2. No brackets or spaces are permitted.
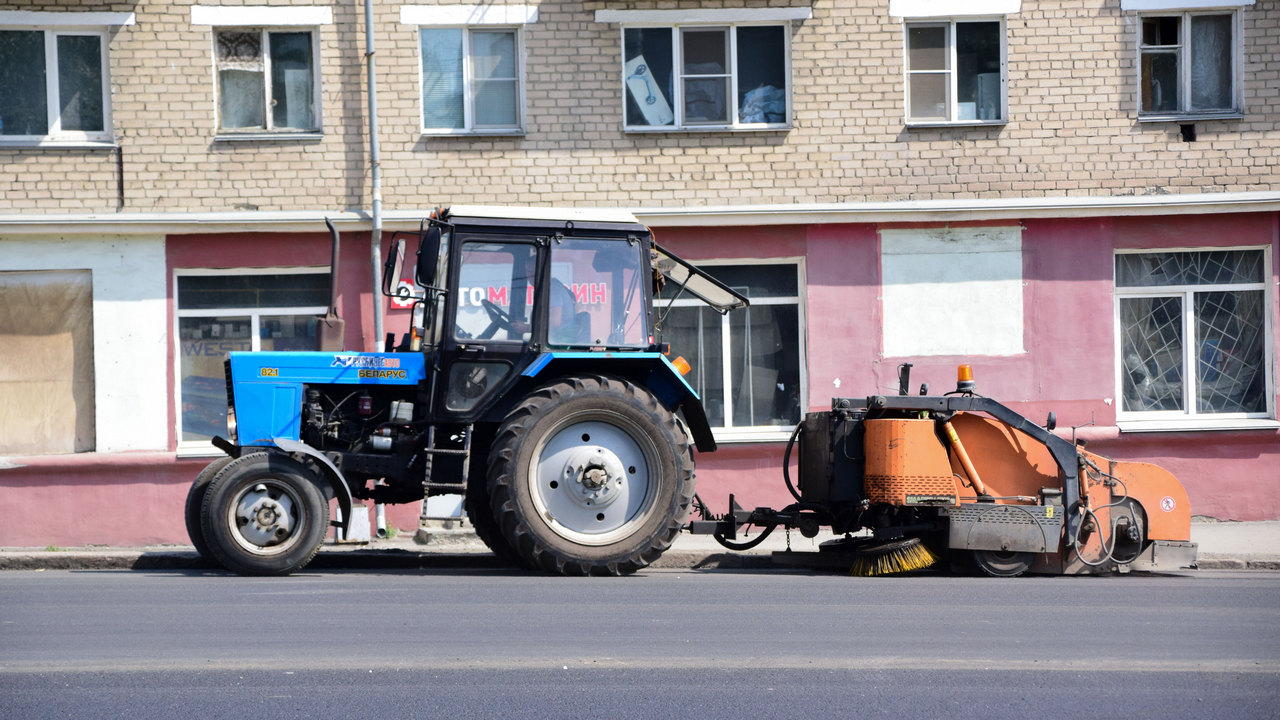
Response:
782,421,803,503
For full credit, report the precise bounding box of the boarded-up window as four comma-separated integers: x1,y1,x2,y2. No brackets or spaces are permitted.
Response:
0,270,95,454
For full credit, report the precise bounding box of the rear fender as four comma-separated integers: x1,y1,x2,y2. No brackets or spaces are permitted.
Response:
521,352,716,452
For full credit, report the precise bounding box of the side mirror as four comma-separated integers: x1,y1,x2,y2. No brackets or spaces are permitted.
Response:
1045,412,1057,432
415,226,442,288
382,237,407,298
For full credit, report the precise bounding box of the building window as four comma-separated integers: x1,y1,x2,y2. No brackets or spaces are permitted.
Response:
658,263,804,439
215,29,318,133
420,27,522,133
0,270,95,454
1116,249,1271,425
0,29,109,141
904,19,1005,124
175,270,328,446
622,24,790,130
1138,12,1237,117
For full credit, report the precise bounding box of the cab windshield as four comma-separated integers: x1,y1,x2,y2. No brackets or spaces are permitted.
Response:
548,237,648,348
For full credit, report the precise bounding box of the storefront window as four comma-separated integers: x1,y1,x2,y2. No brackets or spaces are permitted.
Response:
175,271,327,445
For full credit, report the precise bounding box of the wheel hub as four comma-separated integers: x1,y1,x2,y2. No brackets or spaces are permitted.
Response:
562,447,625,508
235,483,295,547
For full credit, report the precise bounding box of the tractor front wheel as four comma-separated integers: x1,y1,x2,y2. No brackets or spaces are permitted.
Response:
487,375,694,576
185,456,234,560
200,452,329,576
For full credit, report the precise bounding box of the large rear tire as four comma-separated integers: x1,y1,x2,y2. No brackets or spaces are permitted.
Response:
488,375,694,576
465,453,528,568
184,456,234,560
200,452,329,576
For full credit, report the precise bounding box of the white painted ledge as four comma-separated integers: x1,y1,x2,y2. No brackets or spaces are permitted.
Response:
191,6,334,27
400,4,538,26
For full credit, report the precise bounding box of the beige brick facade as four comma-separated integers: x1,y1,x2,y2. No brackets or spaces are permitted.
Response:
1,0,1277,213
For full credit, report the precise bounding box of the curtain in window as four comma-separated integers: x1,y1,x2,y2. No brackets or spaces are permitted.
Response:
471,31,517,127
1191,15,1232,110
217,31,265,130
0,30,49,135
421,28,464,129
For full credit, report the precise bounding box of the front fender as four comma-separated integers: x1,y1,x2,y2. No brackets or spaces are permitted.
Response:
212,435,354,534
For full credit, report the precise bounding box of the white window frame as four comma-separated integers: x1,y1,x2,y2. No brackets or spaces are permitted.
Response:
0,26,113,146
617,22,794,132
414,25,526,136
173,267,328,454
209,27,323,138
902,17,1008,127
1135,10,1242,121
1113,246,1276,433
660,258,807,443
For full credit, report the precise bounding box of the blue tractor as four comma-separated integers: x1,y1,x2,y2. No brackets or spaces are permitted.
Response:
185,207,746,576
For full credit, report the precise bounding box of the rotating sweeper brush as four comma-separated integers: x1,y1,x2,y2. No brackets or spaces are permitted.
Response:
687,364,1198,577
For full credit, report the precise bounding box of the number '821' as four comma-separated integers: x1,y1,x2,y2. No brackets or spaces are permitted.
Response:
260,367,279,377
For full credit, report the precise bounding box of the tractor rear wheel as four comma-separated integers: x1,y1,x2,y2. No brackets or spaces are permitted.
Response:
184,456,234,560
972,549,1034,577
488,375,694,576
200,452,329,576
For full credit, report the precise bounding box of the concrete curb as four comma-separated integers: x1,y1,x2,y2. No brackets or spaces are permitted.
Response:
0,547,1275,572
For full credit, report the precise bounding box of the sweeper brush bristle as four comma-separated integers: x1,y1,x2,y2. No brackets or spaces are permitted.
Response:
849,538,941,577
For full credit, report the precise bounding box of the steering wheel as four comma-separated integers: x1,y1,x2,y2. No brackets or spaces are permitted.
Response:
478,299,516,339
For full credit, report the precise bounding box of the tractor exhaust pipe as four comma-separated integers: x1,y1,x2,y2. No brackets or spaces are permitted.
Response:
317,218,346,351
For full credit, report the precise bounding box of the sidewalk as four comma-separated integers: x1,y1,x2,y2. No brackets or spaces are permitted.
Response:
1,520,1277,572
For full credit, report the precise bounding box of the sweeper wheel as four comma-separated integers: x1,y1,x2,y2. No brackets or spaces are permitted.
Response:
972,549,1034,577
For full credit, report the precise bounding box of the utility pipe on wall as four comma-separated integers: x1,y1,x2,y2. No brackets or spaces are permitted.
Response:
365,0,385,349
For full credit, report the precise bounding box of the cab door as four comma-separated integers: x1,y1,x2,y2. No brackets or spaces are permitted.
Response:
438,237,541,419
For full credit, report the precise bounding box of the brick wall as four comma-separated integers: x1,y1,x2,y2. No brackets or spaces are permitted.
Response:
1,0,1276,213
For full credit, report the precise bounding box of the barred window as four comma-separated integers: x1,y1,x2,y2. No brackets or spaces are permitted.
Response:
1116,249,1270,423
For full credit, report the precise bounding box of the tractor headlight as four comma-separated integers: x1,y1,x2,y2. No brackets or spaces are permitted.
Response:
226,404,238,442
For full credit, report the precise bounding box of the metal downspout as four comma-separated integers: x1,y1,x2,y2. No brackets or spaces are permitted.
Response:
365,0,385,350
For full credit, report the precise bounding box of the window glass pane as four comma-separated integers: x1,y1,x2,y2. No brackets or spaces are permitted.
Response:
907,26,947,71
471,33,519,127
177,273,330,310
217,31,265,130
1190,14,1232,110
662,306,724,426
1120,296,1185,412
624,28,674,126
730,304,801,427
0,30,48,135
736,26,786,124
1140,51,1179,113
421,28,464,130
179,316,251,442
56,35,104,132
454,242,534,342
909,73,947,119
549,238,648,347
259,314,319,352
694,264,797,298
1195,290,1265,414
956,22,1000,120
682,28,729,124
472,31,515,79
474,80,517,126
1142,16,1181,46
1116,250,1264,287
269,32,314,130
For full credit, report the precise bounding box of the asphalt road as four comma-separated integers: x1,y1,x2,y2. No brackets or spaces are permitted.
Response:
1,567,1277,719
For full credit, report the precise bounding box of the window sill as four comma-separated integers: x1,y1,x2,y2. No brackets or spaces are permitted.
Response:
1117,418,1279,433
624,124,791,134
420,129,526,138
0,138,118,149
1137,112,1243,123
905,119,1007,129
712,428,796,444
177,442,223,458
214,132,324,142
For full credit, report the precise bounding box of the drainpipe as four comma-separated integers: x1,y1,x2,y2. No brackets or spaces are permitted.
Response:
365,0,385,350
